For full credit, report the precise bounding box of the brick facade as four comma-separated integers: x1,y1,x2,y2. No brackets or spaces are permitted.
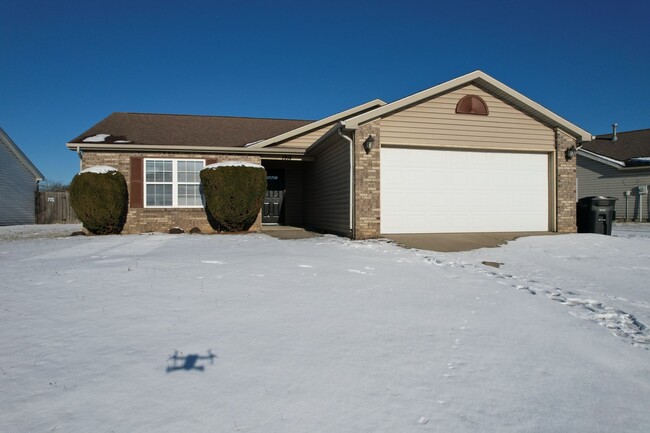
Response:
555,129,578,233
81,151,262,234
353,122,381,239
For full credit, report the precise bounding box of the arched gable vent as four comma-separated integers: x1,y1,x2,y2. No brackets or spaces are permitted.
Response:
455,95,489,115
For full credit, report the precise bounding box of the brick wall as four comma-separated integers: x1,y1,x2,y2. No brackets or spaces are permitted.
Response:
353,122,381,239
555,129,577,233
82,151,262,234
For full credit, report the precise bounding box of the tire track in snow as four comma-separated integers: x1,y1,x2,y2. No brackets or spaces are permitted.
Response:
420,255,650,349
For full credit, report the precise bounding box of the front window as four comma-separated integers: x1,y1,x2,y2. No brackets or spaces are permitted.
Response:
145,159,205,207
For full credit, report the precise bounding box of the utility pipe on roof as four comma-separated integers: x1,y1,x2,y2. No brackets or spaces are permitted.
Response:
338,125,355,237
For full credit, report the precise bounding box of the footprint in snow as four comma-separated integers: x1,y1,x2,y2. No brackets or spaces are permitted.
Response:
418,251,650,348
547,293,650,347
348,269,372,275
517,285,537,295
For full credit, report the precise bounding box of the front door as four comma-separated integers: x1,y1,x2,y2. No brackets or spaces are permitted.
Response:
263,169,285,224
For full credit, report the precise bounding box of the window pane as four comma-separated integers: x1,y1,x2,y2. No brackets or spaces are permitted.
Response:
146,160,173,183
163,161,172,182
178,184,201,206
177,160,203,183
146,161,153,181
178,161,188,183
146,184,172,206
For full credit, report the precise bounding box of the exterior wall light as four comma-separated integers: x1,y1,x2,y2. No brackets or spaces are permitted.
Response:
363,135,375,154
565,145,576,160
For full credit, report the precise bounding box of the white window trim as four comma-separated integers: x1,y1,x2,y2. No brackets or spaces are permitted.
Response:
144,158,205,208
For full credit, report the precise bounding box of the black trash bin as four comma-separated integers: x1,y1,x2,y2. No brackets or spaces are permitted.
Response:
577,196,617,235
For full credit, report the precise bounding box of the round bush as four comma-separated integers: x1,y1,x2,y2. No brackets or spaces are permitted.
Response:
200,163,266,232
69,166,128,235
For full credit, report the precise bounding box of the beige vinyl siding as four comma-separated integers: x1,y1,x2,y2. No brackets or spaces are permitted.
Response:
262,160,304,226
303,133,350,235
274,125,334,149
0,139,38,225
380,84,555,151
577,155,650,221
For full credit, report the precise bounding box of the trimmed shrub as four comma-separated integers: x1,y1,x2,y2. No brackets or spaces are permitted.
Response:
69,166,128,235
200,163,266,232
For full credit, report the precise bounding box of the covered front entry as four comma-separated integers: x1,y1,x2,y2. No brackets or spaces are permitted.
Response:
262,169,284,224
261,160,304,226
380,147,550,233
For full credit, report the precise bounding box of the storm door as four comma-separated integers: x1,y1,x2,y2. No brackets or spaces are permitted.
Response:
262,169,285,224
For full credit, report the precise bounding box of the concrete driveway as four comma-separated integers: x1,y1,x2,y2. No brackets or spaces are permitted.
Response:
262,225,556,252
384,232,557,252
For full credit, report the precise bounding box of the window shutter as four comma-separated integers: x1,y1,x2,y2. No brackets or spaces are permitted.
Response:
205,159,217,166
130,157,144,208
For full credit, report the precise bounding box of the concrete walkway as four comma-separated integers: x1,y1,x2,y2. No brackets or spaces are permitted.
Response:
384,232,557,252
261,225,322,240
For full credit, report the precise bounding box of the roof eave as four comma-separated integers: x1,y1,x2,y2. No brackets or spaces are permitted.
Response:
66,142,308,157
578,148,626,169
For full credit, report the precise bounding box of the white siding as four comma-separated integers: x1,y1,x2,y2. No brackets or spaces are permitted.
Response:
0,138,38,225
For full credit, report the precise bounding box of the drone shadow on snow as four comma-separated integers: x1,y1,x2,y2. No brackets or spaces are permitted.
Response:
166,350,216,373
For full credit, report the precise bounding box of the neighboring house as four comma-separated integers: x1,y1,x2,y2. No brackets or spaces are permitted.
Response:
0,127,44,226
67,70,589,238
578,128,650,221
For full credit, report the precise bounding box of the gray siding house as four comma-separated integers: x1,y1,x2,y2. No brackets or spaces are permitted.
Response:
577,129,650,221
0,127,44,226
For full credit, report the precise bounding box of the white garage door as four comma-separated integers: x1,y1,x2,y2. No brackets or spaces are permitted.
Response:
381,148,549,233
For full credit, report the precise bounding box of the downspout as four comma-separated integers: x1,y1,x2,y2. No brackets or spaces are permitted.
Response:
552,129,559,232
338,125,355,238
76,146,83,172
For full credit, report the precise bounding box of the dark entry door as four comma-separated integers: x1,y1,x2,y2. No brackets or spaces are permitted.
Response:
263,169,285,224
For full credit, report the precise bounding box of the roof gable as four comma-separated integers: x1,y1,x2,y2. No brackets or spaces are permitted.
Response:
342,70,591,141
377,83,556,151
0,127,44,180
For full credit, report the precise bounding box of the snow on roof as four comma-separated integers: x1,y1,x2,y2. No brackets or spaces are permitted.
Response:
203,161,265,170
80,165,119,174
628,157,650,163
83,133,111,143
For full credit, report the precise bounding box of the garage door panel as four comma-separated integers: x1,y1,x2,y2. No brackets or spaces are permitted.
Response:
381,148,549,233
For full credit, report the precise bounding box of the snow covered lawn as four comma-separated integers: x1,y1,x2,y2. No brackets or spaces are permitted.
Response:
1,224,649,432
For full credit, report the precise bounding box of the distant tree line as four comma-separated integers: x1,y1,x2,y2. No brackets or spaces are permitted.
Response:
39,180,70,191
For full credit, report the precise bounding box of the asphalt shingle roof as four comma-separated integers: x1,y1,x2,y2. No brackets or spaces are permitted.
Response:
69,112,314,148
581,129,650,165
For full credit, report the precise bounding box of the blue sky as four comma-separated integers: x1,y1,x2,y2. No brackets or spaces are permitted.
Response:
2,0,649,183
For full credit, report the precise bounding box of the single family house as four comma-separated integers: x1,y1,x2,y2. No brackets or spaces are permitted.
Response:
577,128,650,221
67,70,590,238
0,126,44,226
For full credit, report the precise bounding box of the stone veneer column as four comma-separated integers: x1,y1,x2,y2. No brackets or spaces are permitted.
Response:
353,122,381,239
555,129,577,233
